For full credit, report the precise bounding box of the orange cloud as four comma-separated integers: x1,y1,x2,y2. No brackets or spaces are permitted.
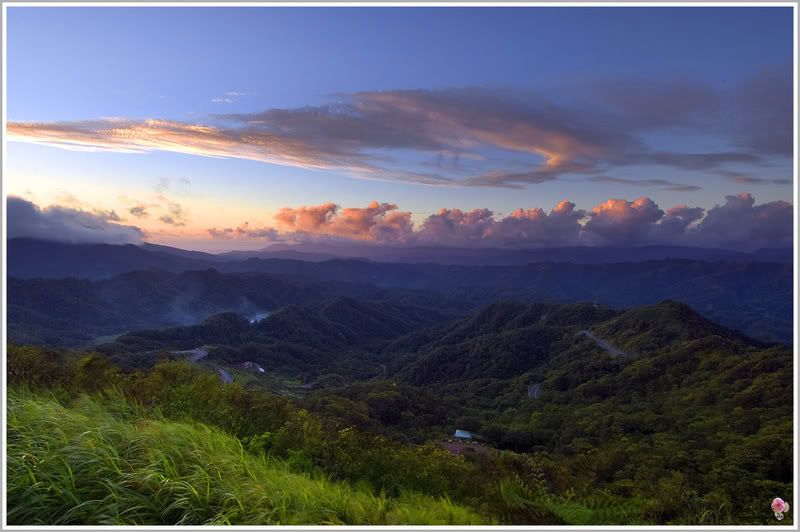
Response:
274,201,413,242
194,194,792,250
11,84,773,189
8,118,376,175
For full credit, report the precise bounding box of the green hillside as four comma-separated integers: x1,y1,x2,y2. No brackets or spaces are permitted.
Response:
6,297,794,525
7,390,482,525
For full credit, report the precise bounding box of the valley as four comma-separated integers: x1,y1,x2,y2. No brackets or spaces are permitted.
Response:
5,239,794,526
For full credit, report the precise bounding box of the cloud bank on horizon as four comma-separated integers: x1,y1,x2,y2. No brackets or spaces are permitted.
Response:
8,193,792,251
7,68,792,190
7,196,144,245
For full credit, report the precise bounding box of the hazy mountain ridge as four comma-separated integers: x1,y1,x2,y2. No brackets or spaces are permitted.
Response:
8,270,470,347
9,237,793,281
8,239,792,343
217,241,794,265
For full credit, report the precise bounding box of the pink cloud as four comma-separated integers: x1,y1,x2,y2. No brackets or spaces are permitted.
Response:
203,194,792,251
583,197,664,244
274,201,414,243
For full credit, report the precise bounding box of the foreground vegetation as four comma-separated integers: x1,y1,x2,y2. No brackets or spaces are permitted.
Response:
7,338,793,525
8,389,481,525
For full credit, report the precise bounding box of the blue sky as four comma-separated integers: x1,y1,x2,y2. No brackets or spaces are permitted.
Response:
6,6,795,251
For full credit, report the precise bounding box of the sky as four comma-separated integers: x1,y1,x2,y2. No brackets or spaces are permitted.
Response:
5,6,795,252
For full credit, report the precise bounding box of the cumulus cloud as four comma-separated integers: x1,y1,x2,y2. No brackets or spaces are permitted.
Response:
274,201,414,243
580,194,792,249
648,204,705,242
412,200,587,248
7,196,144,244
8,72,788,189
207,193,791,251
583,197,665,245
415,208,496,246
492,201,586,247
207,222,280,240
689,193,793,249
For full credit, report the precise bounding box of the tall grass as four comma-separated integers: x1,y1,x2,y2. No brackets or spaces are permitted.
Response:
7,389,486,525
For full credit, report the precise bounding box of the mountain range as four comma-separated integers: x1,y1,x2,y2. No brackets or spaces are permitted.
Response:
6,237,794,525
7,238,793,344
8,237,793,280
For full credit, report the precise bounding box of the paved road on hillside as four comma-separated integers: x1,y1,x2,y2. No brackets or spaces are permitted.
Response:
527,383,543,399
173,347,232,383
169,348,209,362
577,330,628,358
189,349,209,362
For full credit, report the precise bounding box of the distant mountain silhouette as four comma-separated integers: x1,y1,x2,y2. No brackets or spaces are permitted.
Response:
8,238,792,280
9,238,210,279
201,241,794,266
7,238,793,344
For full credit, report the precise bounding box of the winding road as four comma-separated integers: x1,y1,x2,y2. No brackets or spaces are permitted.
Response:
170,348,209,362
172,347,233,383
527,383,543,399
577,330,628,358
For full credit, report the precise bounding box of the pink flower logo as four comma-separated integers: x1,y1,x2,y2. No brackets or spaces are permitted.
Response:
771,497,791,520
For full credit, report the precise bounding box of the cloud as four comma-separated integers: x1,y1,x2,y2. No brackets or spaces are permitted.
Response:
51,192,127,221
212,91,246,103
688,193,793,249
153,176,192,196
415,207,496,246
635,151,763,171
717,170,792,186
154,195,189,226
93,208,122,222
153,177,170,194
274,201,414,243
590,176,702,192
412,200,587,247
581,194,792,249
725,66,793,156
590,77,721,130
6,116,402,183
649,204,705,241
8,72,787,189
583,197,665,245
129,205,151,218
207,193,791,251
7,196,144,244
207,222,280,240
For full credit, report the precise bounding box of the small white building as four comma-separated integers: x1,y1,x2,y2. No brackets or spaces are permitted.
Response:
454,429,473,441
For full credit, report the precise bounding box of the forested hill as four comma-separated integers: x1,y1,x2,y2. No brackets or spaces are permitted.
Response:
7,295,793,525
7,271,470,347
385,300,769,386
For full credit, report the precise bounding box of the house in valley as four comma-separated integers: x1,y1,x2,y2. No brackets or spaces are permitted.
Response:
454,429,473,441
